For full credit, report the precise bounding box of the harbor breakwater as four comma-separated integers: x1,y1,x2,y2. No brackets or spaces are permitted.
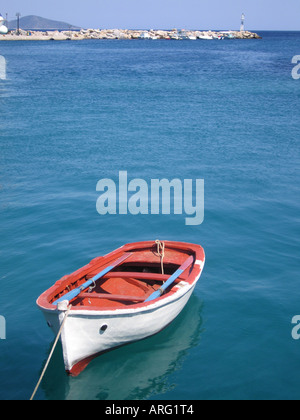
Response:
0,28,262,41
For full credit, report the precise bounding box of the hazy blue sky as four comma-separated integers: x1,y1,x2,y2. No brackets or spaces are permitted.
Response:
1,0,300,30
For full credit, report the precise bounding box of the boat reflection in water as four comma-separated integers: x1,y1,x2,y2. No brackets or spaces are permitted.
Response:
41,295,204,400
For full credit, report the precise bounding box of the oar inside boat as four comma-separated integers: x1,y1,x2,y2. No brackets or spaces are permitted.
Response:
52,253,132,305
144,255,194,302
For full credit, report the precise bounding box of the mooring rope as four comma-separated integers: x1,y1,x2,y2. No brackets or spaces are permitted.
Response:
155,239,165,275
30,304,72,401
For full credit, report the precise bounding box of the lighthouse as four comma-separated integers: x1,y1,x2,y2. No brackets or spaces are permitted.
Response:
240,13,245,32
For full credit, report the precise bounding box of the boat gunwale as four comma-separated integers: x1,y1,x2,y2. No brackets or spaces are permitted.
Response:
37,241,205,313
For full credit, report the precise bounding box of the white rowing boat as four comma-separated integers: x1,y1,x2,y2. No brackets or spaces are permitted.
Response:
37,240,205,376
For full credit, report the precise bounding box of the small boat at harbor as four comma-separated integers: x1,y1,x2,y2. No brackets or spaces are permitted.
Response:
0,15,8,34
199,34,214,40
37,240,205,376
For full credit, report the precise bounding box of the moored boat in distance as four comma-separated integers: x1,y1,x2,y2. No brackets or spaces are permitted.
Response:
37,240,205,376
140,31,151,39
0,14,8,34
199,34,214,40
222,31,236,39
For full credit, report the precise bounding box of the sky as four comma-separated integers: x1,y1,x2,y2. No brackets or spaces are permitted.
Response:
1,0,300,31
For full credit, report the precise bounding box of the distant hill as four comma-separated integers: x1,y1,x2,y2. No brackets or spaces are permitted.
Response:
8,15,81,30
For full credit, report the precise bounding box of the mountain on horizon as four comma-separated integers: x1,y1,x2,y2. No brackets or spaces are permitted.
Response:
8,15,81,30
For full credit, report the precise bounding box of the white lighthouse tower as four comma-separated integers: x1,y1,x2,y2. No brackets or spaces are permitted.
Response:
240,13,245,32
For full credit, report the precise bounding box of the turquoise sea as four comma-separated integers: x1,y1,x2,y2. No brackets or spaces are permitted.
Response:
0,32,300,400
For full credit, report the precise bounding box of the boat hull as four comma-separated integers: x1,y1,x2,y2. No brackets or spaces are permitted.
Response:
41,281,197,375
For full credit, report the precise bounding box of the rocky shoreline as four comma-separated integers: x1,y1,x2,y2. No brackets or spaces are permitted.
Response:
0,28,262,41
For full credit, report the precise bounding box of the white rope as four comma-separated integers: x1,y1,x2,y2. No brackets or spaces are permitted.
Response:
155,239,165,275
30,304,72,401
